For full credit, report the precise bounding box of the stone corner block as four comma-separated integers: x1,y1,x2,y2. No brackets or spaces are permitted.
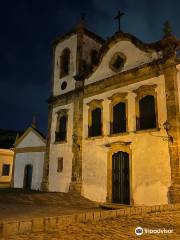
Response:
32,218,44,233
19,220,32,234
2,221,19,236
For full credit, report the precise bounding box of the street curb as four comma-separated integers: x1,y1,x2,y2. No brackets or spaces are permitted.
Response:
0,203,180,237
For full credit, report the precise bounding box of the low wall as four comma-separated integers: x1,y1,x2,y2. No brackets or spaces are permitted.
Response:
0,203,180,237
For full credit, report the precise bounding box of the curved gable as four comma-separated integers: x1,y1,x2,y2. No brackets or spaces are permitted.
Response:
85,33,162,85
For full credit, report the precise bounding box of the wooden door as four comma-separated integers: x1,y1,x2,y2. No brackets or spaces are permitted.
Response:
112,151,130,204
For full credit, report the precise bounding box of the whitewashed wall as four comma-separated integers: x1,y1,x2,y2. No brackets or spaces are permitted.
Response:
85,41,162,85
53,34,77,96
13,130,46,190
17,131,45,148
48,103,74,192
82,75,171,205
14,152,44,190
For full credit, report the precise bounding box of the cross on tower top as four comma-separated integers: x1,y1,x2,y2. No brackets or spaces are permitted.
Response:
114,10,124,32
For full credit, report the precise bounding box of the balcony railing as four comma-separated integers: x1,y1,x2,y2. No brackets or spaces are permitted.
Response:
88,124,102,137
110,120,126,134
136,116,156,130
55,131,66,142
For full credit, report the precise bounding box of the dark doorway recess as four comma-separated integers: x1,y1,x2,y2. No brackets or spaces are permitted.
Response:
23,164,33,190
112,151,130,204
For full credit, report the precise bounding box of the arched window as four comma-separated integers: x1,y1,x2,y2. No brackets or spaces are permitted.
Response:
55,115,67,141
89,108,102,137
137,95,156,130
60,48,70,78
111,102,126,134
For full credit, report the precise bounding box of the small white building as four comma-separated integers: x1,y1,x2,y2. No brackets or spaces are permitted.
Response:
13,126,46,190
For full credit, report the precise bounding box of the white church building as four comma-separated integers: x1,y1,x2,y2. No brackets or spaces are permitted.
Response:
40,19,179,205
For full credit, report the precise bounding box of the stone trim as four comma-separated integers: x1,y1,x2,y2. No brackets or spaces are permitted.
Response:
106,142,133,204
1,203,180,237
48,59,179,107
163,63,180,202
15,147,46,153
69,90,84,192
41,105,53,191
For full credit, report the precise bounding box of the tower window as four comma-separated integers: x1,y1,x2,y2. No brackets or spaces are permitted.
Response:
60,48,70,78
55,115,67,142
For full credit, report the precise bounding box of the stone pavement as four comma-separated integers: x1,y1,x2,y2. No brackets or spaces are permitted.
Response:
0,192,100,221
5,210,180,240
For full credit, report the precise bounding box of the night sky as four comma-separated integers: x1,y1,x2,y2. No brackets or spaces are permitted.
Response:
0,0,180,135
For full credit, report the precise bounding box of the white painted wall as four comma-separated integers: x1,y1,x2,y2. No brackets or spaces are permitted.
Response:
85,41,162,85
14,129,46,190
17,131,45,148
48,103,74,192
82,75,171,205
14,152,44,190
53,34,77,96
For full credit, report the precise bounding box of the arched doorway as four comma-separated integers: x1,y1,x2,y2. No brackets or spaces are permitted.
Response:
112,151,130,204
23,164,33,190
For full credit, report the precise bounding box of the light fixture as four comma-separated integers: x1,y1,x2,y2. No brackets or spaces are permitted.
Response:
163,121,171,132
163,121,173,143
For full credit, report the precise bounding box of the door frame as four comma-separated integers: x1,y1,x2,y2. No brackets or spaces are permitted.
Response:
106,142,133,205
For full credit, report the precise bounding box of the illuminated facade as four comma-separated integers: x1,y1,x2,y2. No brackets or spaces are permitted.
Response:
42,21,180,205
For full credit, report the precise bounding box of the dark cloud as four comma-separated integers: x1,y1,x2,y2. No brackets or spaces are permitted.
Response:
0,0,179,134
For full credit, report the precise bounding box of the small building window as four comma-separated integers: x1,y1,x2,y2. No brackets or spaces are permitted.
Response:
2,164,10,176
136,95,156,130
57,157,63,172
111,102,126,134
55,115,67,142
60,48,70,78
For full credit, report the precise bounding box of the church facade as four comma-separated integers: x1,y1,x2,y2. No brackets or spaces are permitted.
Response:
42,21,180,205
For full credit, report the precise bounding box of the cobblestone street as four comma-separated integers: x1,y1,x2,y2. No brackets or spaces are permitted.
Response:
6,210,180,240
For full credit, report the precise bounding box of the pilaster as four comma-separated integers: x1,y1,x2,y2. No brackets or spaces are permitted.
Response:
69,89,84,193
164,60,180,203
41,105,53,191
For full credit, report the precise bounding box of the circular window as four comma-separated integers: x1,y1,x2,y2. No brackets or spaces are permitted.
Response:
61,81,67,90
109,52,126,72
